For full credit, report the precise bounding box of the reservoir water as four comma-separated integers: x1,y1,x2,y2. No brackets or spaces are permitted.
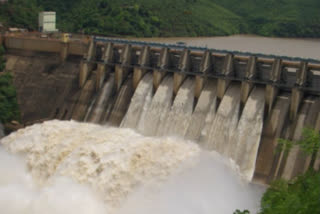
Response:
133,35,320,60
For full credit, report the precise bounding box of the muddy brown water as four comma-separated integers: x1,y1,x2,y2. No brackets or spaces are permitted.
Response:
131,35,320,60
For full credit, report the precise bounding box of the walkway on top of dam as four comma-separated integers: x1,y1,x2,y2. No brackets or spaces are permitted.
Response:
93,36,320,64
87,36,320,96
3,33,320,97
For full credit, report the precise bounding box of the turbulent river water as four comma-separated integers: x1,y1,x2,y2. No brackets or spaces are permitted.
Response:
2,35,316,214
0,121,263,214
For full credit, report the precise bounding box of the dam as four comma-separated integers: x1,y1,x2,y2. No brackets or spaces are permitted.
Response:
1,33,320,185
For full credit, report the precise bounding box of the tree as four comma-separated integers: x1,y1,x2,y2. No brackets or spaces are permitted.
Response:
0,72,20,123
278,127,320,169
260,129,320,214
0,45,5,72
260,170,320,214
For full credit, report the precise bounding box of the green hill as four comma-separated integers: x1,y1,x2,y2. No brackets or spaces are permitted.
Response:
212,0,320,37
0,0,319,37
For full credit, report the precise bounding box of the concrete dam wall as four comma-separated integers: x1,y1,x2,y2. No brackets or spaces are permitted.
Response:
2,35,320,184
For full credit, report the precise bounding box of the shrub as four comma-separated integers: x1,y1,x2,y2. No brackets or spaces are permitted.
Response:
0,72,20,123
260,170,320,214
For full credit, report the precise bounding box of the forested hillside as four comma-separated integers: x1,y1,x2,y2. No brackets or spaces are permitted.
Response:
0,0,319,37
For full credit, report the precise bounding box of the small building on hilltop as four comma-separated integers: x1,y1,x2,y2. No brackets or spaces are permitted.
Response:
39,12,58,33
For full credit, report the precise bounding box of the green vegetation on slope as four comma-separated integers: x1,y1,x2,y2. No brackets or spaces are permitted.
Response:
0,0,41,31
278,128,320,170
0,46,5,72
211,0,320,37
0,0,319,37
260,170,320,214
0,72,20,123
234,128,320,214
0,46,20,123
260,128,320,214
234,170,320,214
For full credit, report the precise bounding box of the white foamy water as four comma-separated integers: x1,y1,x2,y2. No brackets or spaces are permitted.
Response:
84,97,97,122
231,87,265,180
117,154,263,214
161,78,195,137
0,120,264,214
186,79,217,141
205,84,241,153
88,76,115,123
0,147,106,214
121,73,153,129
198,93,217,146
141,75,173,136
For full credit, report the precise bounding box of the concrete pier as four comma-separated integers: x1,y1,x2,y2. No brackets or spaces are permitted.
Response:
265,59,282,115
240,56,257,108
153,47,170,90
173,49,190,96
96,43,113,90
79,39,96,88
254,95,290,183
115,44,132,91
290,61,308,121
194,50,212,99
217,53,234,103
133,46,150,89
60,42,69,62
